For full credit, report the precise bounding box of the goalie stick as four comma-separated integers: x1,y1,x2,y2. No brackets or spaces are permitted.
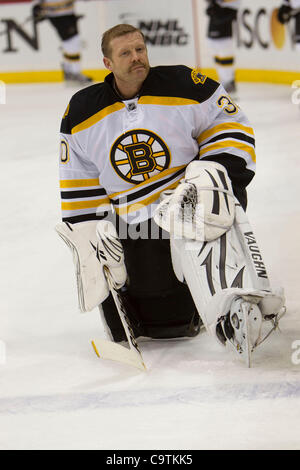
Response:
91,223,146,371
91,268,146,371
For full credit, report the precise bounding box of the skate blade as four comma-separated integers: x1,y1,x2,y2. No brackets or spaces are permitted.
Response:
228,301,262,367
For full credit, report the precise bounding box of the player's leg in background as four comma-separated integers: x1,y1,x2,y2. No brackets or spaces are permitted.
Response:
207,10,237,94
49,14,92,85
294,12,300,51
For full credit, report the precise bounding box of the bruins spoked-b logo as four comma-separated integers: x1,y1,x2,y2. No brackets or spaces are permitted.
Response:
110,129,171,184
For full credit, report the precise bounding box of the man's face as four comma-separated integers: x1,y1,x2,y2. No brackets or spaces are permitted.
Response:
103,32,150,86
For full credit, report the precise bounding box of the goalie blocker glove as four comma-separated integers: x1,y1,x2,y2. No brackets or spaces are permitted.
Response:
56,219,127,310
55,221,111,312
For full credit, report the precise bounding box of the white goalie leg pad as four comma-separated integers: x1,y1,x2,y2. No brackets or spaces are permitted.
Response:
170,202,286,364
154,161,235,241
96,221,127,289
96,220,127,339
55,221,109,312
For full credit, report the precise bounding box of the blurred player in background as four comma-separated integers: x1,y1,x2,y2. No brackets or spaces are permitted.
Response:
277,0,300,51
206,0,240,94
32,0,92,86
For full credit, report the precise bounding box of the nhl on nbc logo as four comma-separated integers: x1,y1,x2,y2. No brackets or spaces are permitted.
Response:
110,129,171,184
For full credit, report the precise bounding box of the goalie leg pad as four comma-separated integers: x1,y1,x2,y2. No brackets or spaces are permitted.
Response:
96,220,127,289
170,202,286,364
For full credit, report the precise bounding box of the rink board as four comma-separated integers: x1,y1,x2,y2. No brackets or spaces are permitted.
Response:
0,0,300,84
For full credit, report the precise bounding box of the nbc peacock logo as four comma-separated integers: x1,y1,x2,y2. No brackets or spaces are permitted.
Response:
270,8,286,49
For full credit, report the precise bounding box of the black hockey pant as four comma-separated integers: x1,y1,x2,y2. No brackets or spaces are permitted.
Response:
102,220,200,341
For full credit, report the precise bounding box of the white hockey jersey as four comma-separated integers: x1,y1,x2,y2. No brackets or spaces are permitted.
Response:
59,66,255,225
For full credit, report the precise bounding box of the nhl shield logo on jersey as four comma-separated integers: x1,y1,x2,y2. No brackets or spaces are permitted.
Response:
110,129,171,184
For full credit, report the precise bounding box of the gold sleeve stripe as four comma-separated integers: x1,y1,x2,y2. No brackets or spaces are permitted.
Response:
198,122,255,144
60,178,100,188
200,140,256,162
72,102,125,134
109,164,186,198
139,96,199,107
61,198,110,211
115,180,181,216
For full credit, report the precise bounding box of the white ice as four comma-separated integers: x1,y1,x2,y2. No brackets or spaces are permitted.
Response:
0,81,300,450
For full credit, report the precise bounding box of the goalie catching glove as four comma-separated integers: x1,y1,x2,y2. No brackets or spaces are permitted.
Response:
154,160,235,241
55,221,127,312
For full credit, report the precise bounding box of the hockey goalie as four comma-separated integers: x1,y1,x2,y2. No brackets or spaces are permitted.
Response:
55,24,286,369
56,159,285,368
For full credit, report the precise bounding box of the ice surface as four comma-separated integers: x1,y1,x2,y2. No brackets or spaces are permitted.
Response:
0,82,300,450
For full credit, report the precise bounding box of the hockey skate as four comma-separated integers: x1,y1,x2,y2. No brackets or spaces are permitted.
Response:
224,80,237,94
216,296,263,367
62,65,93,88
223,80,238,101
216,294,286,367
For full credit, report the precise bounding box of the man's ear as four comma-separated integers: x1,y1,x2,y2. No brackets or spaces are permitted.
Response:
103,57,112,71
